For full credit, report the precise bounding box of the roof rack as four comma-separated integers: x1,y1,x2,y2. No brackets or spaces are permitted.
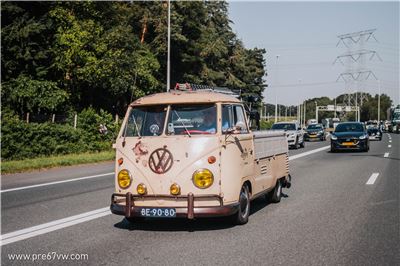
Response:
173,83,240,98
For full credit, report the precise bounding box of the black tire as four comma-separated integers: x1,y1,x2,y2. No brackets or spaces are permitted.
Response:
362,144,369,152
233,185,250,225
330,143,336,153
300,140,305,148
267,179,282,203
294,138,299,149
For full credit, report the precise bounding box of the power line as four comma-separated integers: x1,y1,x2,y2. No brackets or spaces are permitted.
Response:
274,81,342,88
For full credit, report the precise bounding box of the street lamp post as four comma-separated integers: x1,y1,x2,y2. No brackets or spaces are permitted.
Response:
166,0,171,92
303,100,306,127
315,101,318,122
275,55,280,123
378,79,381,122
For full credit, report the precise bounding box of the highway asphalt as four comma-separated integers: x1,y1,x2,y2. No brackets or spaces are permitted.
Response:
1,134,399,265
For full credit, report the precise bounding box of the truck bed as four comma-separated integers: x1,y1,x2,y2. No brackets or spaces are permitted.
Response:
253,130,288,160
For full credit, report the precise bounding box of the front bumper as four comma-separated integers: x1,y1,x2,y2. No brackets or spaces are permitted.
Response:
331,139,368,150
304,133,323,140
110,192,239,219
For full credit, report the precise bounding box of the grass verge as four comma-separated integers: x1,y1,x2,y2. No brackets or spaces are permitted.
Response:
1,150,115,174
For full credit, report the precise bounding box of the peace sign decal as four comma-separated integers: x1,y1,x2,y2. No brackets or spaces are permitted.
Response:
148,147,173,174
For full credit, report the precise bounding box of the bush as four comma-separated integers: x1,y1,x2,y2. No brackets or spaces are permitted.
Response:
260,120,274,130
1,108,120,161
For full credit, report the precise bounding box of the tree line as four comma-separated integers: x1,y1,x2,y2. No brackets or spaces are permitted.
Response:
1,1,267,117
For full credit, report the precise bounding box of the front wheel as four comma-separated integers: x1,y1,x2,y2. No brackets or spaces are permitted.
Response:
300,139,305,148
330,143,336,153
232,185,250,225
294,138,300,149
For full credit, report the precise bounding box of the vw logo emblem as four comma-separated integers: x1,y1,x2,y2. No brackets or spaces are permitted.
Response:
149,147,173,174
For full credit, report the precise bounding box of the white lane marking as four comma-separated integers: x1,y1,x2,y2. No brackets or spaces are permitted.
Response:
389,140,392,143
388,145,392,148
1,146,330,245
289,146,330,161
384,153,389,158
0,208,111,246
0,172,114,193
366,173,380,185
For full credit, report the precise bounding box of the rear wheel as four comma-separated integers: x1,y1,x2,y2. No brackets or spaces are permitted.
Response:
267,179,282,203
232,185,250,225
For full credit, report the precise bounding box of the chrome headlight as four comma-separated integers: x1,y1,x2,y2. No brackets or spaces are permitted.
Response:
359,135,367,140
330,135,337,140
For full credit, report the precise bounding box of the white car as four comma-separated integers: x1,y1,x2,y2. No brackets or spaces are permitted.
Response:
272,122,305,149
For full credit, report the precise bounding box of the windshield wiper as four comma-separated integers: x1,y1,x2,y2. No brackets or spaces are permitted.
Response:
122,112,141,147
173,110,191,137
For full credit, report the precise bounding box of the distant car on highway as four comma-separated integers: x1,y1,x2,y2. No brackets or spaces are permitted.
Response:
367,126,382,141
307,119,318,125
384,120,391,132
304,123,326,141
272,122,305,149
330,122,369,152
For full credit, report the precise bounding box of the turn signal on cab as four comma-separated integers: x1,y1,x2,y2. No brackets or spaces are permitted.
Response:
170,183,181,195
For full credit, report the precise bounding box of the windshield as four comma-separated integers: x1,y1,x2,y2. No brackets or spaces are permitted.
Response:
167,104,217,135
307,124,323,130
335,123,364,133
124,106,167,137
272,123,296,130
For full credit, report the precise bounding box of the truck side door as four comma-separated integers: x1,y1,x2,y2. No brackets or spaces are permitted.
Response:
220,104,254,200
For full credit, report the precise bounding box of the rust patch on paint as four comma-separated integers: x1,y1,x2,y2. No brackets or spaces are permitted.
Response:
133,141,148,163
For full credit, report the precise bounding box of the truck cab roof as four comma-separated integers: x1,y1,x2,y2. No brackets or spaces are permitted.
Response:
131,91,241,106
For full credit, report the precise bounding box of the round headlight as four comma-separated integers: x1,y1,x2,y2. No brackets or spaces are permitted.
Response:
137,183,147,195
170,183,181,195
330,135,337,140
118,169,131,189
192,169,214,189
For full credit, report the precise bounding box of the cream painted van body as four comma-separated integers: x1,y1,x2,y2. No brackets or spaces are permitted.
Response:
110,90,291,223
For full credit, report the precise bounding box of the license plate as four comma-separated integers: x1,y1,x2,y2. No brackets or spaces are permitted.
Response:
139,208,176,218
342,142,355,146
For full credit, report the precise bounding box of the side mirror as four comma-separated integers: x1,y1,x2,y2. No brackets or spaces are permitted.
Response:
235,121,246,132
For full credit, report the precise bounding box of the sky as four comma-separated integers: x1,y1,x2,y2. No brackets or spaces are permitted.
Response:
228,1,399,107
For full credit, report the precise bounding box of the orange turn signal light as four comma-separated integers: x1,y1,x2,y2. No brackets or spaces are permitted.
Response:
118,158,124,166
208,156,216,164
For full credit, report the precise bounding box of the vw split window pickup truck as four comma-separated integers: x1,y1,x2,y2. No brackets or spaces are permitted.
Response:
110,84,292,225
